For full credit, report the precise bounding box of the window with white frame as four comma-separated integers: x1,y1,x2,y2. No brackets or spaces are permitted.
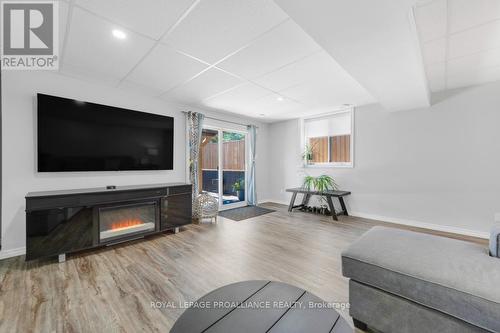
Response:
303,109,354,167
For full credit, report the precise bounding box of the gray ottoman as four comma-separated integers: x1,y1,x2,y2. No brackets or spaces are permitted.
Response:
342,226,500,333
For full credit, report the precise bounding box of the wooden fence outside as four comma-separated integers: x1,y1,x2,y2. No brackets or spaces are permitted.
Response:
309,135,351,163
201,140,245,171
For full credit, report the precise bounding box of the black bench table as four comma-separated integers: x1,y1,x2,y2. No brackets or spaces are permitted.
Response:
286,188,351,221
170,280,352,333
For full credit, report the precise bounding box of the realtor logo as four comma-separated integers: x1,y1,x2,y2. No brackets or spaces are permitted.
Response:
1,1,58,70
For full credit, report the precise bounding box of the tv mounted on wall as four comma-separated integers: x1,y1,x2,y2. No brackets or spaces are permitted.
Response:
37,94,174,172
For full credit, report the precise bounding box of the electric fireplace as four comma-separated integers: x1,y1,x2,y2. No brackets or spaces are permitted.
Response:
25,183,192,261
99,201,157,243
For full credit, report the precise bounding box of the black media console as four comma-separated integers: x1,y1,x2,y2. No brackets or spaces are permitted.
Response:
25,183,192,261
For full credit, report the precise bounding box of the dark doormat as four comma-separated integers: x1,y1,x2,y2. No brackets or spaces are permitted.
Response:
218,206,275,221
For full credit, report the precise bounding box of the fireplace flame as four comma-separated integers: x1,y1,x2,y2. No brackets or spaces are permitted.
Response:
111,219,143,230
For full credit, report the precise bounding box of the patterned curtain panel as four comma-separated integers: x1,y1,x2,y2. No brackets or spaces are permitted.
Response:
186,111,205,217
247,125,257,205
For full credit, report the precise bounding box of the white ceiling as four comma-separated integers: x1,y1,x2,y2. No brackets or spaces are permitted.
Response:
57,0,375,121
415,0,500,92
274,0,432,112
56,0,500,121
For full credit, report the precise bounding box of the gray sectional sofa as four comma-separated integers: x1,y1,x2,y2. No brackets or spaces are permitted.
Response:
342,226,500,333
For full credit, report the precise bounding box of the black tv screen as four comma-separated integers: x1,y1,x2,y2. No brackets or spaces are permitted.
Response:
37,94,174,172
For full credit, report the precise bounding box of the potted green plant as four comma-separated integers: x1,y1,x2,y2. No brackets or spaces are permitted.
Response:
233,179,245,201
302,174,338,192
302,175,316,190
302,144,314,165
302,174,339,215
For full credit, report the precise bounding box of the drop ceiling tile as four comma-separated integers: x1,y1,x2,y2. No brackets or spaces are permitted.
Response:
75,0,195,39
58,1,69,54
253,51,374,105
447,48,500,78
278,72,375,109
447,65,500,90
163,0,288,63
217,20,322,79
60,62,121,86
449,0,500,33
204,91,302,118
425,63,446,92
124,44,208,94
269,106,335,121
161,68,243,103
204,82,272,111
253,51,325,91
421,38,447,64
249,93,303,116
415,0,447,42
448,20,500,58
63,8,155,81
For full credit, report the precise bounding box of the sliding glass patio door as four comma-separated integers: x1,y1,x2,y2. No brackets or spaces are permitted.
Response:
200,128,247,209
200,129,219,198
221,131,246,208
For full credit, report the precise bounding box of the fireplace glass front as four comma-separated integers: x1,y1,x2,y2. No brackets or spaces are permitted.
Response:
99,202,156,242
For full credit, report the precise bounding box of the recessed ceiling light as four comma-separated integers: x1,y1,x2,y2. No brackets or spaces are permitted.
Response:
276,96,284,102
112,29,127,40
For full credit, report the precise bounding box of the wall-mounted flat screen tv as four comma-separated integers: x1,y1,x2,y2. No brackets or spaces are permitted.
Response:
37,94,174,172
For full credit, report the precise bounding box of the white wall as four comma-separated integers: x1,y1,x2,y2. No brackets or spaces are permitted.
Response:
268,82,500,237
1,71,270,258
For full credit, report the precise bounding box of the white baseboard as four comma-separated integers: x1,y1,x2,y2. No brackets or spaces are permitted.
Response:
348,211,489,239
261,199,489,239
0,246,26,260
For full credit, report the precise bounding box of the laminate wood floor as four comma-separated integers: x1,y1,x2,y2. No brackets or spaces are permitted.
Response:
0,203,486,333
